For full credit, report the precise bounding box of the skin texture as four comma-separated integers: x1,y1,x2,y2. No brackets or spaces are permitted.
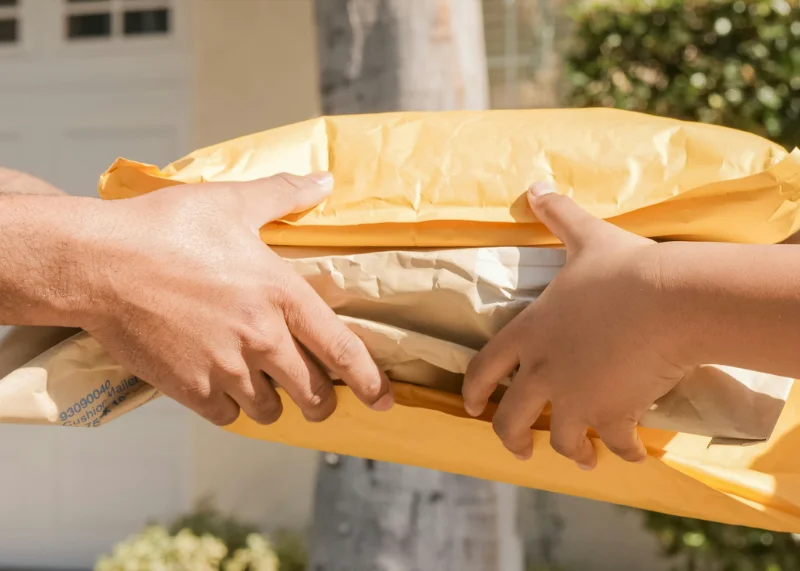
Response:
0,167,65,197
463,182,800,470
0,169,393,426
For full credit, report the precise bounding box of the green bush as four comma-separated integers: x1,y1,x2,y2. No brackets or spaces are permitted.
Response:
271,530,308,571
566,0,800,149
94,526,229,571
169,496,261,558
95,499,303,571
644,511,800,571
94,525,279,571
567,1,800,568
223,534,279,571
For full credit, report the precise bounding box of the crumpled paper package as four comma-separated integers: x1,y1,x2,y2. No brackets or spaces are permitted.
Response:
6,108,800,531
0,247,790,443
2,246,800,533
275,246,792,442
98,108,800,247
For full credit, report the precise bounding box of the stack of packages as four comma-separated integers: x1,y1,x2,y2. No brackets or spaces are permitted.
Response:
3,109,800,531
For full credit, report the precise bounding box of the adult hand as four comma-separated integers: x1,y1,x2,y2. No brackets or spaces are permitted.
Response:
462,182,686,469
83,173,393,426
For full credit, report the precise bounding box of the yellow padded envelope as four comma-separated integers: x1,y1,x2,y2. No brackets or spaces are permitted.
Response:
94,108,800,531
100,108,800,247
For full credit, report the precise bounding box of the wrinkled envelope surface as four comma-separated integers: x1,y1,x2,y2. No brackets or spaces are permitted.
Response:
6,108,800,532
99,108,800,247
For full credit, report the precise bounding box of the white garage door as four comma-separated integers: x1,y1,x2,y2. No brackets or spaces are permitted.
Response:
0,1,192,567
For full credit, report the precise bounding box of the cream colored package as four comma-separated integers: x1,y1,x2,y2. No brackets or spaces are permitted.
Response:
0,247,791,442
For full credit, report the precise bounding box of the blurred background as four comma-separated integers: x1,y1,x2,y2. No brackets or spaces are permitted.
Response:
0,0,796,570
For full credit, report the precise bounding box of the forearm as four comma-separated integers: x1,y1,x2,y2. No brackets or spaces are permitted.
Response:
0,193,106,328
0,167,66,197
657,242,800,378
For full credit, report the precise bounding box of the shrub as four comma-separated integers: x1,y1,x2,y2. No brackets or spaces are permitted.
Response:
95,499,300,571
565,0,800,149
169,496,261,558
644,511,800,571
224,534,279,571
272,530,308,571
94,526,228,571
567,1,800,568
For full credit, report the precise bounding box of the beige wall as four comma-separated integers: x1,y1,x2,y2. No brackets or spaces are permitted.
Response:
189,0,322,149
186,0,322,533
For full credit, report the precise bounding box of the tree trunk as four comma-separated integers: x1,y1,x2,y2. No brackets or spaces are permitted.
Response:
308,2,518,571
309,455,505,571
315,0,488,114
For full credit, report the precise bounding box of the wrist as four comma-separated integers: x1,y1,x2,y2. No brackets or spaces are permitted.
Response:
0,194,116,329
635,242,706,369
55,198,121,331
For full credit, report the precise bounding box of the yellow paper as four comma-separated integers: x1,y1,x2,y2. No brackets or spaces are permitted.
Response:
99,108,800,246
26,108,799,531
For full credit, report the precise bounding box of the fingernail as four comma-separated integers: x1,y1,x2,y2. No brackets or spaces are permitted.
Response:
371,392,394,412
528,181,556,197
514,447,533,461
577,463,595,471
464,402,481,417
308,171,334,192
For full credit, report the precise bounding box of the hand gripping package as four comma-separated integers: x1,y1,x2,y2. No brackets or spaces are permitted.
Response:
2,108,800,531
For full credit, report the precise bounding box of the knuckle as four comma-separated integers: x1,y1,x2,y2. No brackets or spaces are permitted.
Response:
250,332,285,359
269,172,304,191
328,331,364,373
250,392,283,425
174,376,239,426
492,416,529,455
594,418,644,462
179,378,213,402
266,273,296,309
215,359,250,385
237,303,264,328
270,270,294,295
203,402,240,426
299,381,335,422
359,379,385,404
492,414,515,443
463,359,487,394
536,193,561,217
607,442,644,462
550,434,578,459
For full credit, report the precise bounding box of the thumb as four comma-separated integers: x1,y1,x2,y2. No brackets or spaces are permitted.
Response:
528,182,607,251
237,171,334,229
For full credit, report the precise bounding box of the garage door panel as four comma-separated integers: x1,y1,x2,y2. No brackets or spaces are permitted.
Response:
0,406,192,567
53,85,188,119
0,2,192,566
54,404,191,530
0,425,59,534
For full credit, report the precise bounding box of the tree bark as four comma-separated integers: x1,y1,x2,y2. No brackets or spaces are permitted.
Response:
308,2,516,571
309,455,503,571
315,0,488,114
